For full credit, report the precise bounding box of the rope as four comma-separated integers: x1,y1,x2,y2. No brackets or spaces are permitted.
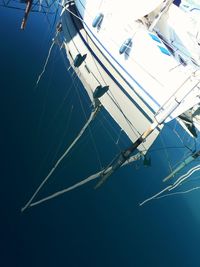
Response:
69,63,103,169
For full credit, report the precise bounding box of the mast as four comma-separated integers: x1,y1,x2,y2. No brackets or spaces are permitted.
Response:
21,0,33,30
95,124,156,188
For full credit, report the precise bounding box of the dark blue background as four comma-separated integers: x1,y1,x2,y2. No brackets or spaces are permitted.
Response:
1,2,200,267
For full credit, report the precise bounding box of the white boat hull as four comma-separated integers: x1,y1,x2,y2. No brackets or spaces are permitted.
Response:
61,2,163,152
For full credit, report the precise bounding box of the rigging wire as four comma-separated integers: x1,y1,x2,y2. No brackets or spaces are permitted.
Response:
88,42,157,151
62,20,200,193
48,3,198,176
167,122,194,154
45,73,78,131
62,30,104,170
61,2,197,152
34,68,79,180
72,75,103,170
159,133,173,174
84,33,146,149
62,30,129,153
54,37,116,160
19,1,200,210
84,35,142,145
63,2,199,119
100,113,127,148
35,44,59,143
51,104,74,164
115,128,123,145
